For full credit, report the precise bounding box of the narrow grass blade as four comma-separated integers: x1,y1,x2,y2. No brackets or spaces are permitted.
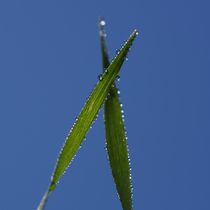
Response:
99,17,110,70
99,18,135,210
37,29,138,210
37,191,49,210
104,88,133,210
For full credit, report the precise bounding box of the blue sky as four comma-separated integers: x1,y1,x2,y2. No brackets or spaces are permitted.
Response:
0,0,209,209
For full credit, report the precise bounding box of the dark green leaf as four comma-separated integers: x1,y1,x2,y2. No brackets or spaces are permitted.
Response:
99,18,135,210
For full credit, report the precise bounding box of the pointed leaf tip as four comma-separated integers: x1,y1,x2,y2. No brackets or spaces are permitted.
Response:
48,29,138,192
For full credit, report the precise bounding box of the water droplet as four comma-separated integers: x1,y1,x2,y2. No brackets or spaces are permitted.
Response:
116,75,120,81
99,30,107,37
100,19,106,26
115,49,120,54
98,74,103,81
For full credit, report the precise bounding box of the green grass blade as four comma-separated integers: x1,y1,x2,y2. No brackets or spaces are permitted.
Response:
37,29,138,210
49,29,137,192
99,17,110,70
37,191,49,210
104,88,133,210
99,18,135,210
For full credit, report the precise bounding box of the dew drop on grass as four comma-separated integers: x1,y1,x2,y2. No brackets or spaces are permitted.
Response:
99,18,107,37
98,74,103,81
115,49,120,55
99,19,106,26
116,75,120,82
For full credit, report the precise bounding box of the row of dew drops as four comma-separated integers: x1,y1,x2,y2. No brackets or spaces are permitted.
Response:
50,17,134,197
99,18,134,199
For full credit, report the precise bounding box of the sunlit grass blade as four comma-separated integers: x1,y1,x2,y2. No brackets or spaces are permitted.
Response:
99,18,135,210
37,29,138,210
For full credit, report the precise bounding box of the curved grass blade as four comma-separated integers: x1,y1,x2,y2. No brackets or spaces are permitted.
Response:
99,18,135,210
37,29,138,210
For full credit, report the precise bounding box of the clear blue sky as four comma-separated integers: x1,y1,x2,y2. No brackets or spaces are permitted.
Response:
0,0,209,209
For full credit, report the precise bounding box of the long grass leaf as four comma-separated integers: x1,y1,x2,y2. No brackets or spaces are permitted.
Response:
99,18,135,210
37,29,138,210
